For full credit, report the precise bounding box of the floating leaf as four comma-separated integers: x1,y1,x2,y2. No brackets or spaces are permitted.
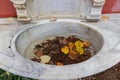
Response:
61,46,69,54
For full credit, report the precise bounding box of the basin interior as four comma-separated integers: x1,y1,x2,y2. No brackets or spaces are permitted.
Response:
15,22,104,63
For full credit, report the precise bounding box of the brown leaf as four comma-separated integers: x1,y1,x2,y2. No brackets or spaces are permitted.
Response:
83,41,91,47
59,39,67,44
68,42,74,50
56,62,64,66
35,50,43,57
68,50,79,60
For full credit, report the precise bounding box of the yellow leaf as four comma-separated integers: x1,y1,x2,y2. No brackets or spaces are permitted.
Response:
61,46,69,54
76,47,84,54
79,48,84,55
75,40,84,55
75,40,84,48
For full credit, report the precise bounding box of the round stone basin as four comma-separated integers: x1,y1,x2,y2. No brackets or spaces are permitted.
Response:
10,20,120,79
14,22,104,63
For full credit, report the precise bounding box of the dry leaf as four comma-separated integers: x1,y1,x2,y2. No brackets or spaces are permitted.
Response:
83,41,91,47
75,40,84,48
56,62,64,66
68,50,79,60
76,47,84,55
61,46,69,54
75,40,84,55
40,55,51,64
59,39,67,44
35,50,43,57
68,42,74,50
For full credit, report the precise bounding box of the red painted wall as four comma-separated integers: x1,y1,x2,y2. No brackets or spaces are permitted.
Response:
0,0,120,18
102,0,120,14
0,0,16,18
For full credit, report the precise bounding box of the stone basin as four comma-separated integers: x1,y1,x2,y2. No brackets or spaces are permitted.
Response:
9,19,120,79
0,18,120,79
14,22,104,60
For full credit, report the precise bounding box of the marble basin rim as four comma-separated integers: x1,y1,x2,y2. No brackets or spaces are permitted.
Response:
13,22,104,59
10,19,120,79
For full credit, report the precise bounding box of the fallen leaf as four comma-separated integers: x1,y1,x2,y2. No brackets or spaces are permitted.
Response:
75,40,84,55
56,62,64,66
61,46,69,54
35,50,43,57
83,41,91,47
75,40,84,48
68,50,79,60
76,47,84,55
68,42,74,50
40,55,51,64
59,39,67,44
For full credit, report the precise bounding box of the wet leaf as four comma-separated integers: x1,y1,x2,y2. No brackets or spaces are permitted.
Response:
61,46,69,54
